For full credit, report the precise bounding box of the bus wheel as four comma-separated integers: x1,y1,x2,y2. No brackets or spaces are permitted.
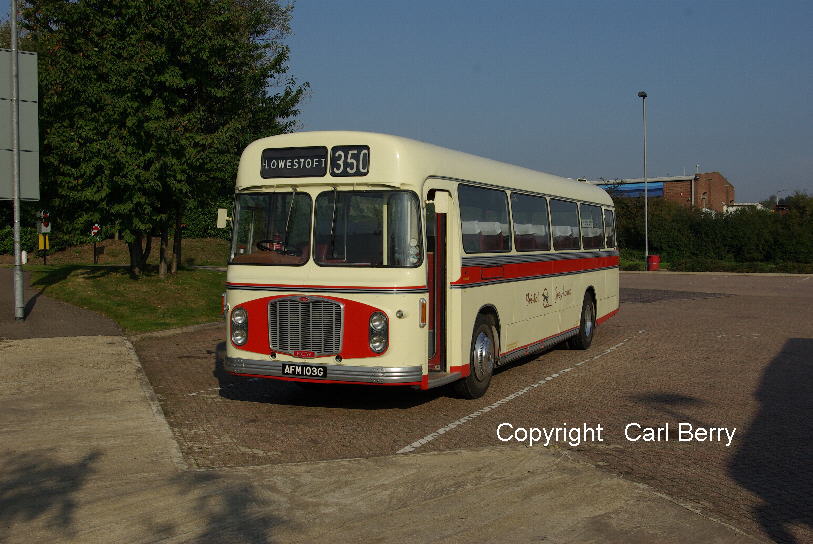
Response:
569,292,596,350
453,315,495,399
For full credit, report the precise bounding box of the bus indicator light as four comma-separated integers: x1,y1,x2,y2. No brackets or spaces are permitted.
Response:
419,299,427,328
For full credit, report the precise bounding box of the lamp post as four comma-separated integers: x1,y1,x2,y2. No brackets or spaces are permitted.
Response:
637,90,649,265
775,189,786,204
11,0,25,319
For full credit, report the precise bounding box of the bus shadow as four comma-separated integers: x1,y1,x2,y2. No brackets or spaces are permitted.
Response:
729,338,813,543
212,342,446,409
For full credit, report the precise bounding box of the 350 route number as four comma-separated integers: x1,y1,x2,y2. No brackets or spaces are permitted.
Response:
331,145,370,177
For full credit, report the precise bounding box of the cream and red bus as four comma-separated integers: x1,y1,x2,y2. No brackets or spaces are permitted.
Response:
220,131,618,398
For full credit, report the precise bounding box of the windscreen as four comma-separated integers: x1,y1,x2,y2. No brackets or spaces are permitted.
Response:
230,192,312,265
314,190,422,267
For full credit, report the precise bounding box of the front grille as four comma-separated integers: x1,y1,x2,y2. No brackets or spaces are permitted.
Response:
268,297,343,356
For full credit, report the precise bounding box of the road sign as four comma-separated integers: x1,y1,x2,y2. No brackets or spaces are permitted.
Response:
38,210,51,233
1,49,39,201
90,223,101,236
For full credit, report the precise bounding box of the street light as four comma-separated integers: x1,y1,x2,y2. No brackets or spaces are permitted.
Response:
11,0,25,318
637,91,649,265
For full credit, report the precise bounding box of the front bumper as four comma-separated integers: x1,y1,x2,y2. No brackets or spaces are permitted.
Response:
225,357,424,385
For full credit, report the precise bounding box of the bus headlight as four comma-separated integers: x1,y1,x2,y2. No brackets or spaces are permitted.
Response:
231,307,248,326
369,333,387,353
231,327,248,346
369,312,388,353
369,312,387,331
231,307,248,346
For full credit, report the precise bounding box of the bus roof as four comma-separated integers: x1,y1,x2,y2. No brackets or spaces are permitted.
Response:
237,131,613,206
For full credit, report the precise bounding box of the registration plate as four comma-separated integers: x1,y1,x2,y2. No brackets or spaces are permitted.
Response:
281,363,327,379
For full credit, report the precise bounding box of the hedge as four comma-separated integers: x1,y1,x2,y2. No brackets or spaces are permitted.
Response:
615,197,813,265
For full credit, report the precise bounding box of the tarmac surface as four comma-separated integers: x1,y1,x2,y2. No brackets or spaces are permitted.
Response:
2,267,802,542
134,273,812,544
0,267,121,339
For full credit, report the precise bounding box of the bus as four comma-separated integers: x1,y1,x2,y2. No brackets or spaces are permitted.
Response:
219,131,618,399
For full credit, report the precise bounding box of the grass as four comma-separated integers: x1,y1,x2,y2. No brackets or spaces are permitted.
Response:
28,265,226,333
667,259,813,274
620,248,666,271
619,248,813,273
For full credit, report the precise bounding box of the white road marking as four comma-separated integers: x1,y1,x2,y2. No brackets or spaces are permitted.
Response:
396,336,637,454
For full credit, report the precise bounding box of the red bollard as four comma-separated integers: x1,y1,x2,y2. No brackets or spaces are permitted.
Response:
647,255,660,271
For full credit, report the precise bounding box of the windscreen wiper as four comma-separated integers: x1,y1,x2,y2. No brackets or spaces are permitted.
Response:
281,188,297,252
328,187,339,258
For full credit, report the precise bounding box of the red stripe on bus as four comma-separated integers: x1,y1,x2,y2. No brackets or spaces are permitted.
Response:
452,255,619,285
500,326,579,358
596,308,618,325
226,282,427,291
497,308,617,358
448,364,471,377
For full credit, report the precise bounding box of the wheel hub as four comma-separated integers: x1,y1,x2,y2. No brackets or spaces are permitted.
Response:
473,331,494,381
584,301,595,338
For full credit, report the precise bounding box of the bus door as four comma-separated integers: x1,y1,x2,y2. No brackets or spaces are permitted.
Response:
426,190,449,371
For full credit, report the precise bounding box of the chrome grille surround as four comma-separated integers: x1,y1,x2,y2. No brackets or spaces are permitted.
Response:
268,296,344,356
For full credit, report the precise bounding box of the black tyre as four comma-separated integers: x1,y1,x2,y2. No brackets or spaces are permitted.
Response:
569,291,596,350
453,314,496,399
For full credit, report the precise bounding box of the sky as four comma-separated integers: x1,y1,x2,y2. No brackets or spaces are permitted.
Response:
284,1,813,202
3,1,812,202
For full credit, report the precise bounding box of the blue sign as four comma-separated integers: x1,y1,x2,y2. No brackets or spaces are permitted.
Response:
599,182,664,198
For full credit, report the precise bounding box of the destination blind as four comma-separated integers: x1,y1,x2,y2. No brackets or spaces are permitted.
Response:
261,147,328,178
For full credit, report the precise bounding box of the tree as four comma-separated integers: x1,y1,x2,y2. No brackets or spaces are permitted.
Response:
21,0,306,276
1,18,9,48
779,191,813,216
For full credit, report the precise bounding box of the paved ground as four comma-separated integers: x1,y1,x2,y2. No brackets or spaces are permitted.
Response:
0,267,121,339
0,339,752,544
133,272,813,543
0,267,765,542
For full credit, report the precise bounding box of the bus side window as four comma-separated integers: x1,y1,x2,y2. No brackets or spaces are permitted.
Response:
511,193,551,251
550,199,581,251
604,209,616,248
580,204,604,250
458,185,511,253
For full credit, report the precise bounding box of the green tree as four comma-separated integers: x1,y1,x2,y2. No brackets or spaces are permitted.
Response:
21,0,306,275
1,18,9,48
779,191,813,216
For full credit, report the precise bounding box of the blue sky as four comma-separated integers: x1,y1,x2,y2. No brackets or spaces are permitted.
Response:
285,1,813,202
4,1,812,201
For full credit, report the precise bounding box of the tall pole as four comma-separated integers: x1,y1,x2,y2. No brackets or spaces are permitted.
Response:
11,0,25,320
638,91,649,263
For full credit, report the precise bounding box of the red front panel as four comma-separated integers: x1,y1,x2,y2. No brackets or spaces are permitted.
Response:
232,294,386,359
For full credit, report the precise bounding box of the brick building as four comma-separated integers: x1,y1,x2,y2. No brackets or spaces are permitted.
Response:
591,172,735,213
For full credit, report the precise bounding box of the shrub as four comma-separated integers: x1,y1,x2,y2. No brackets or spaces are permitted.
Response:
614,194,813,266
